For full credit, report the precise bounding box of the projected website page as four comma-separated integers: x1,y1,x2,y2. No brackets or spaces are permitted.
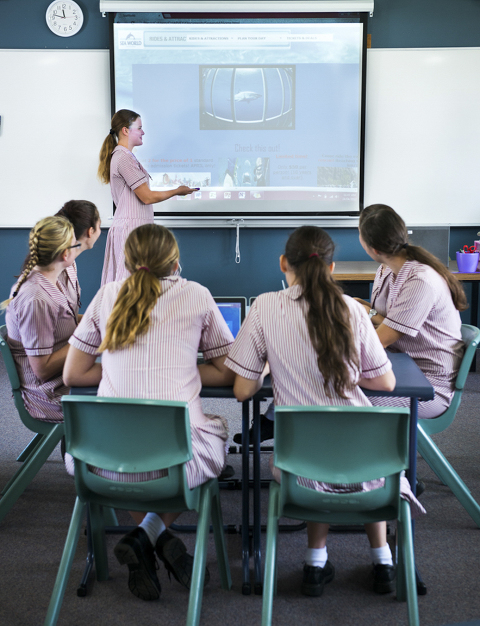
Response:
114,19,364,217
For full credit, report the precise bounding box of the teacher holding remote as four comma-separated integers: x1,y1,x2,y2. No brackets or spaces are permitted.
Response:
98,109,198,285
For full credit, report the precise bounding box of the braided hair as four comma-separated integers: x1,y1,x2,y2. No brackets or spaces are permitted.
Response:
1,216,74,311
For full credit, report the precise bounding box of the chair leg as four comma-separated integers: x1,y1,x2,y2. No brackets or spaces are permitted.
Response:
186,487,212,626
209,481,232,591
261,483,280,626
0,424,63,524
102,507,119,527
16,433,44,462
44,498,86,626
89,503,109,581
399,501,419,626
417,426,480,527
395,521,406,602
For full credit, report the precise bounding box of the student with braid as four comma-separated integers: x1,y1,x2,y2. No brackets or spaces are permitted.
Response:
357,204,466,418
225,226,425,598
1,216,80,422
98,109,197,285
64,223,235,602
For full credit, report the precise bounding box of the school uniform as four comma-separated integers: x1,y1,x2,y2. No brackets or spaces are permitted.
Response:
5,271,78,423
225,285,425,515
101,146,154,286
369,260,465,418
69,276,234,489
58,262,81,312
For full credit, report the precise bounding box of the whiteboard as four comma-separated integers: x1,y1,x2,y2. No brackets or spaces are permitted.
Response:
1,47,480,227
0,49,112,227
364,47,480,226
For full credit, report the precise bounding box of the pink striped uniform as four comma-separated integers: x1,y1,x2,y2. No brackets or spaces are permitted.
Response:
225,285,425,516
369,261,465,418
5,271,78,423
69,276,234,489
101,146,154,286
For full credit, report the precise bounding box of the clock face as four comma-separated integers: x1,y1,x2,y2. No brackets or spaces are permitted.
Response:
46,1,84,38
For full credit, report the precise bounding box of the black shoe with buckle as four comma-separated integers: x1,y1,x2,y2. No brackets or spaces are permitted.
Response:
155,529,210,590
373,563,396,593
301,560,335,597
114,527,161,601
233,413,275,445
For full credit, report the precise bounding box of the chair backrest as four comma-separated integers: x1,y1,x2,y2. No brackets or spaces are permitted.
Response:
273,405,410,523
62,396,200,513
420,323,480,437
0,324,54,436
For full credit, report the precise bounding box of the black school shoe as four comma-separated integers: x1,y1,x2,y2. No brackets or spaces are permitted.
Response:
301,560,335,597
114,527,161,601
155,529,210,590
233,413,275,445
373,563,396,593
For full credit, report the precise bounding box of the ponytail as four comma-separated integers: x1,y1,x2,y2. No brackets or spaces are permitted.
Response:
98,109,140,184
359,204,467,311
285,226,359,399
99,224,179,352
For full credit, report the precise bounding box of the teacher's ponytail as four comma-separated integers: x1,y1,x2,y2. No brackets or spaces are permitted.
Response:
99,224,179,352
285,226,359,399
97,109,140,185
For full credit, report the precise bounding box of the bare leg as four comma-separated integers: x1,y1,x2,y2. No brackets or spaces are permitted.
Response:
307,522,330,549
364,521,387,548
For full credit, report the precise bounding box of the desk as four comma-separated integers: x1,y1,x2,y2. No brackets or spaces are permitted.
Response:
250,351,434,595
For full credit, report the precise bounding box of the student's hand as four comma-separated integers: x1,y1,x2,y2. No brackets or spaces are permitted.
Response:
175,186,199,196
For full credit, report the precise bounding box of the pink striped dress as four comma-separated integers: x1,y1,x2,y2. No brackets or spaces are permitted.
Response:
58,262,81,312
5,271,78,423
225,285,425,515
101,146,154,286
369,261,465,418
69,276,234,489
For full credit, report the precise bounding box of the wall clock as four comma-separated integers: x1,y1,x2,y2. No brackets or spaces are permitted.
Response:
46,1,84,37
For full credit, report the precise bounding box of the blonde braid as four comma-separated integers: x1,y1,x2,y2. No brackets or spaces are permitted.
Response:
1,216,74,311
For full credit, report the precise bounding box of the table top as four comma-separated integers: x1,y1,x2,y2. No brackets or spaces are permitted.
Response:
70,352,434,403
333,260,480,281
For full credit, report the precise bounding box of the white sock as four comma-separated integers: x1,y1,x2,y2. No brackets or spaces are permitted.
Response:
305,547,328,568
139,512,166,546
370,544,393,566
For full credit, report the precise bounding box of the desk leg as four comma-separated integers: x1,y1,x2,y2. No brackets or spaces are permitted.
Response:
253,398,263,595
407,398,427,596
241,400,251,595
471,281,478,372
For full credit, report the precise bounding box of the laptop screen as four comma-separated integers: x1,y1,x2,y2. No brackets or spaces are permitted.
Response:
214,297,246,339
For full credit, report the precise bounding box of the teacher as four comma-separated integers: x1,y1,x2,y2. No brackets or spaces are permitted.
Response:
98,109,197,285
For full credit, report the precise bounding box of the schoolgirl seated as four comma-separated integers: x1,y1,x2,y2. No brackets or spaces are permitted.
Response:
1,216,81,423
55,200,102,318
357,204,466,418
64,224,235,602
225,226,425,597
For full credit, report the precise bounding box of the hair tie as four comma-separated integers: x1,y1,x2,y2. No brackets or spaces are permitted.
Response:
309,253,319,259
137,266,150,272
109,129,115,136
402,242,409,249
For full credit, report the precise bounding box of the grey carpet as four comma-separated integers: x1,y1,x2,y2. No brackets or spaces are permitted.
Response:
1,356,480,626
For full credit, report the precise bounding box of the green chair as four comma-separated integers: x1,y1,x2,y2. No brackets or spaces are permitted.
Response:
417,323,480,527
0,325,64,523
262,405,418,626
45,396,232,626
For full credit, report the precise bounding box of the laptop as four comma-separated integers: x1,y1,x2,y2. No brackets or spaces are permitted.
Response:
214,296,247,339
